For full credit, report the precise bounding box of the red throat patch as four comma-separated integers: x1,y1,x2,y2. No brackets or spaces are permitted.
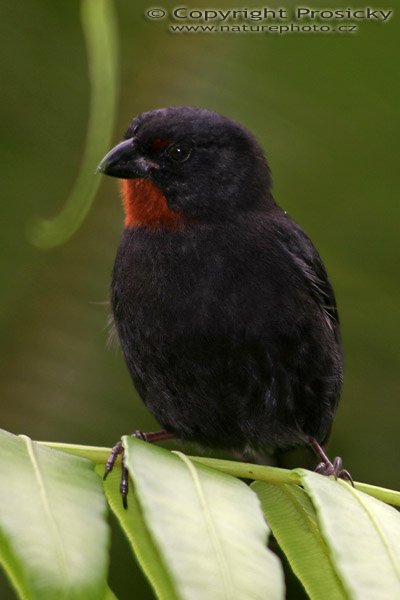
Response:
120,179,186,229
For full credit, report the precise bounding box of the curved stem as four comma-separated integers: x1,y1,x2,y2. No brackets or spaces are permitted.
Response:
27,0,119,248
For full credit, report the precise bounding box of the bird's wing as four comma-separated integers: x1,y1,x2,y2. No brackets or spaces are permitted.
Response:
273,216,339,334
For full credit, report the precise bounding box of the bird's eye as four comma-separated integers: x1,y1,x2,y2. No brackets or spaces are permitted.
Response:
167,143,192,162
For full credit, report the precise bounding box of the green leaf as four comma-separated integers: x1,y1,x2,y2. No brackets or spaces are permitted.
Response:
122,436,285,600
0,429,109,600
298,469,400,599
104,587,118,600
99,465,179,600
252,481,348,600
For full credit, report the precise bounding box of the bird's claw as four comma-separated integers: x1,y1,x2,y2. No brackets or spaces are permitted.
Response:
120,462,129,509
314,456,354,486
309,437,353,486
103,429,173,508
103,440,124,480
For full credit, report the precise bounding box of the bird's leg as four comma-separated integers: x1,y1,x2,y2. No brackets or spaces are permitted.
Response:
309,437,353,485
103,429,174,508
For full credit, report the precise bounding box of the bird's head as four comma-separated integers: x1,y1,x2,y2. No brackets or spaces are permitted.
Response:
97,106,273,227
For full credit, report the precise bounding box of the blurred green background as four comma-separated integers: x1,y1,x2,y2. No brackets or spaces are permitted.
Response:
1,0,399,598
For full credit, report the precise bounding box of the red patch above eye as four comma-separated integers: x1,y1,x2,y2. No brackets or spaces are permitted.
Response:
150,138,171,151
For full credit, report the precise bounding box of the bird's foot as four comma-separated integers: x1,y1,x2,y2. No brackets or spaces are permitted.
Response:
314,456,354,484
103,429,173,508
309,437,353,486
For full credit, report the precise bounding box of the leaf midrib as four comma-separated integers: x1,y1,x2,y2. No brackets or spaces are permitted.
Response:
174,452,235,600
20,435,70,597
338,480,400,581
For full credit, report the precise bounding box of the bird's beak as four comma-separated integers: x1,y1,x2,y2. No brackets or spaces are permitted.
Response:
96,138,141,179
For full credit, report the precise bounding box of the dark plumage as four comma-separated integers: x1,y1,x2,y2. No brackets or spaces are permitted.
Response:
98,106,349,499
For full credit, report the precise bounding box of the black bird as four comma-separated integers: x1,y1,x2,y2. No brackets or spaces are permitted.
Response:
97,106,351,504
